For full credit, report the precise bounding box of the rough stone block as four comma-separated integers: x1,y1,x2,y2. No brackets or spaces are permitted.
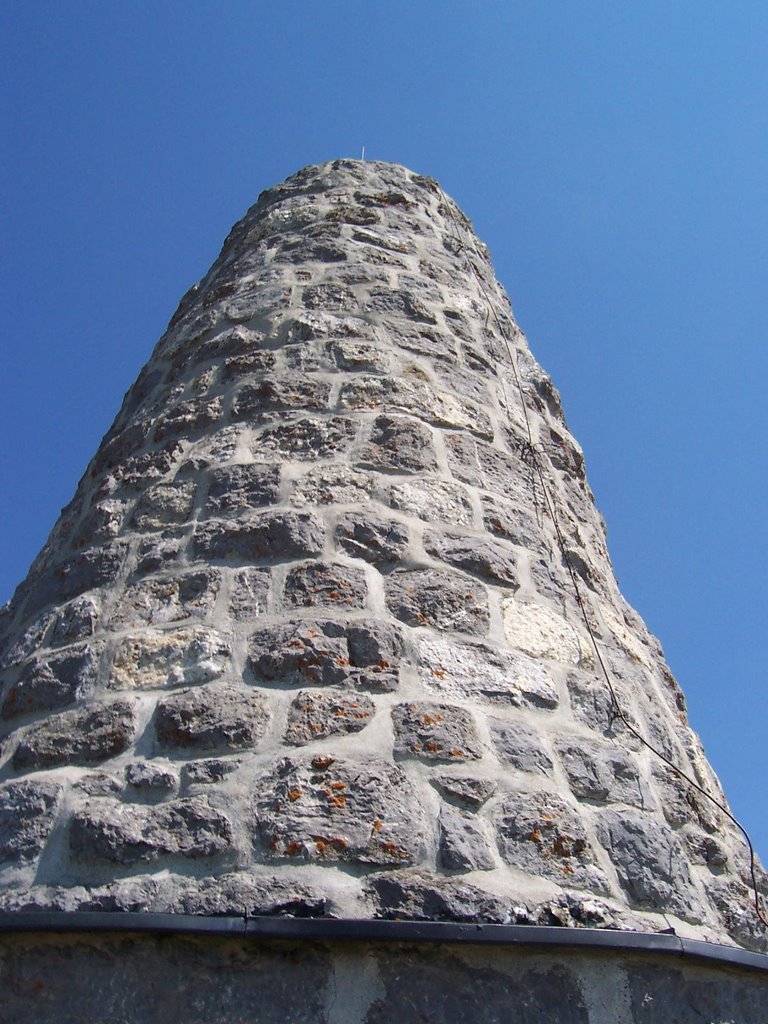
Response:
155,684,269,752
110,570,221,629
282,561,368,609
389,477,475,526
254,415,357,461
284,689,375,744
416,633,559,708
181,758,240,787
254,755,422,865
438,805,496,870
132,480,197,531
479,492,543,550
302,283,357,311
203,464,280,518
13,699,138,770
249,618,402,692
503,598,593,668
432,774,497,810
70,796,234,864
50,595,99,647
126,761,178,793
385,568,489,635
355,414,438,474
0,779,62,865
366,870,507,923
2,642,101,719
328,338,394,372
231,377,331,420
595,808,701,917
424,529,519,587
289,466,374,506
192,510,324,563
153,396,223,442
392,701,482,763
110,628,231,690
133,533,184,575
229,567,271,622
489,717,554,774
556,735,652,808
496,790,610,892
45,543,126,607
365,286,437,323
72,498,127,547
335,509,410,565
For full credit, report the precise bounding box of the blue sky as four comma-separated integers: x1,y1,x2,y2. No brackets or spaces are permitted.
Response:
1,2,767,863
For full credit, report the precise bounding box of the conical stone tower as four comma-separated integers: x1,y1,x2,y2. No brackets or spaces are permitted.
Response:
0,161,765,1020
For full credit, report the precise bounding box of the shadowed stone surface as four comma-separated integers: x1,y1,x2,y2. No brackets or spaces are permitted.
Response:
0,158,762,976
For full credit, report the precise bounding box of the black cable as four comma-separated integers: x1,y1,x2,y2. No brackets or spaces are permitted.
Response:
439,190,768,930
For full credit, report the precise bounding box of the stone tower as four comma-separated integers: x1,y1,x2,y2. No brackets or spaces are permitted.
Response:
0,161,765,1020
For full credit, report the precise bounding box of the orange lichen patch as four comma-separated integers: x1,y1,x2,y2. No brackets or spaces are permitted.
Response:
329,781,347,790
377,840,409,859
421,713,443,725
372,819,383,832
285,841,303,857
335,656,350,667
312,756,334,770
424,741,442,752
378,659,390,669
287,788,303,802
449,748,463,758
528,828,543,844
552,836,572,858
431,668,446,678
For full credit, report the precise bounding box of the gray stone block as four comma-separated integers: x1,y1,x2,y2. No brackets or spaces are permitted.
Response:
229,567,271,622
231,377,331,419
13,699,138,770
110,627,231,690
284,689,375,745
355,414,438,473
556,735,652,807
335,509,410,564
392,701,483,763
389,477,475,526
203,464,280,517
489,716,554,774
255,415,357,461
2,642,101,718
432,774,497,809
366,870,507,922
254,754,422,865
283,560,368,609
155,684,269,752
132,480,197,531
110,570,221,629
385,568,489,635
438,805,496,870
192,510,324,563
0,778,62,865
424,529,519,587
496,790,611,893
70,796,234,863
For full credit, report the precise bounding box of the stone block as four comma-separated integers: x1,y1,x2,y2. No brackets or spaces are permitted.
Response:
160,870,330,918
424,529,519,588
0,779,62,865
431,774,497,809
181,759,240,787
153,396,223,442
416,633,559,708
355,414,438,474
385,568,489,636
254,415,357,461
132,480,197,531
366,870,507,923
220,349,277,381
70,796,234,864
503,598,593,668
365,286,437,323
155,684,269,752
438,805,495,870
339,376,491,437
389,477,475,526
334,509,410,566
328,338,394,372
595,808,702,917
284,689,375,744
192,510,324,563
479,492,543,550
231,377,331,420
489,717,554,774
254,754,422,865
302,283,357,311
203,464,280,517
392,701,482,763
496,790,610,892
2,642,101,719
287,310,375,342
50,595,99,647
289,466,374,506
110,628,231,690
126,761,178,793
45,543,126,607
229,567,271,622
556,735,652,808
13,699,138,770
133,533,184,575
249,618,402,692
110,570,221,629
72,498,128,547
282,561,368,609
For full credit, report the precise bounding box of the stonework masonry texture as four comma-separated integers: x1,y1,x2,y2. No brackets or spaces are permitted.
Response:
0,160,765,964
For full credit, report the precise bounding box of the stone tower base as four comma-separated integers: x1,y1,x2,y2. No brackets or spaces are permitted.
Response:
0,915,765,1022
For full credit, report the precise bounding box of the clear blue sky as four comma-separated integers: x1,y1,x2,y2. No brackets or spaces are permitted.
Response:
2,2,767,862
